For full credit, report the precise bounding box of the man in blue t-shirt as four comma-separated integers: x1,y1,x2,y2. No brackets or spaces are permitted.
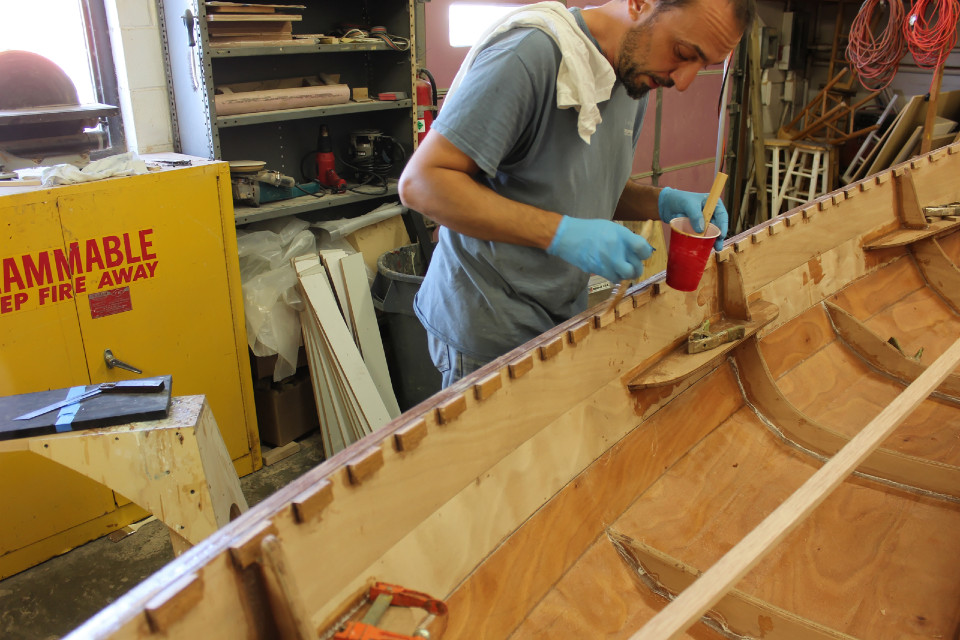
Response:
399,0,755,388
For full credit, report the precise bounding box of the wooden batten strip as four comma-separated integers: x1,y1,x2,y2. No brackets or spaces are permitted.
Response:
473,371,503,401
436,394,468,424
832,192,844,205
632,335,960,640
539,336,565,360
877,171,891,184
292,480,334,524
818,199,831,212
230,521,279,569
394,419,429,452
733,239,748,253
930,148,947,162
785,212,802,226
768,221,782,235
508,354,535,378
567,322,591,345
346,447,384,485
825,301,960,398
608,531,858,640
144,572,204,634
734,337,960,498
260,535,316,640
802,205,817,219
859,179,873,192
716,247,733,262
910,237,960,315
751,231,764,244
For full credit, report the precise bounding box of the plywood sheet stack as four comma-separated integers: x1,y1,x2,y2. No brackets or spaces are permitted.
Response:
205,2,306,43
294,251,401,458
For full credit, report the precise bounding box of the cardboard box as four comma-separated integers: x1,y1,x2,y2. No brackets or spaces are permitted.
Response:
254,369,319,447
250,346,308,381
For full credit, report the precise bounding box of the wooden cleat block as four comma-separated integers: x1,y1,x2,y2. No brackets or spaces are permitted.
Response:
346,447,384,485
508,353,534,378
539,336,564,360
393,419,428,452
567,322,590,345
436,394,468,424
473,372,503,401
292,480,334,523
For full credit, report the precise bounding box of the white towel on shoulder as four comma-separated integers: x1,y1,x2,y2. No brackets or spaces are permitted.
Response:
446,1,616,144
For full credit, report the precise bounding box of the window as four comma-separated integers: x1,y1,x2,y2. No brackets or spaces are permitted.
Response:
448,3,523,47
0,0,124,157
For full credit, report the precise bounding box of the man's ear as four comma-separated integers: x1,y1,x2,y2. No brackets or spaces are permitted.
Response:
628,0,653,22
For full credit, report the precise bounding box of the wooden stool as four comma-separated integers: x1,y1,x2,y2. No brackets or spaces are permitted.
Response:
764,139,792,215
778,141,831,210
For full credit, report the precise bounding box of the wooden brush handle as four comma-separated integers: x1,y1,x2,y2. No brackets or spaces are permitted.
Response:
700,172,729,235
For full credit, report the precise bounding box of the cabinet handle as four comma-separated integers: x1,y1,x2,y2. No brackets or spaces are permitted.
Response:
104,349,143,374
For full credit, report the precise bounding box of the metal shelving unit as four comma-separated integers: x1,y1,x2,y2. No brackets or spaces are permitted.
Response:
158,0,417,224
234,180,399,225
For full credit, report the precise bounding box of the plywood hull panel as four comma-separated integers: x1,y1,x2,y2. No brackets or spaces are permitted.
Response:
67,144,960,640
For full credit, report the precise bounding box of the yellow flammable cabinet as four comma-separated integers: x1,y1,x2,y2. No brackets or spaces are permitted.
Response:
0,158,260,578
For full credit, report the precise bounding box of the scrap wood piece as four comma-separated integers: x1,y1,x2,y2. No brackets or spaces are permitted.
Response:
629,333,960,640
300,315,335,456
206,13,303,21
320,249,354,337
340,252,401,419
295,255,391,442
206,1,305,11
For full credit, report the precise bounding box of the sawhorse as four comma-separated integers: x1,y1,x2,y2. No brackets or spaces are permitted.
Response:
0,395,247,555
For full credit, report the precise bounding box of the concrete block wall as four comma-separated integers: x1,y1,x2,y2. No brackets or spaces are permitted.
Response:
105,0,175,154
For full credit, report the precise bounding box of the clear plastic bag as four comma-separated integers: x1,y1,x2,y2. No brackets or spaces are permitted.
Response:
238,220,317,381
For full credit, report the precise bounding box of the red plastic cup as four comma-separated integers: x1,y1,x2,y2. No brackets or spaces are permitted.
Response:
665,218,720,292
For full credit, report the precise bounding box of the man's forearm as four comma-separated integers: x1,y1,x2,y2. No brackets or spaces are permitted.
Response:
614,180,661,222
398,139,562,250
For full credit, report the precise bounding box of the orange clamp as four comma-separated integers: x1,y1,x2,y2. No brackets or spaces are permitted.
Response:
333,621,420,640
331,582,447,640
369,582,447,616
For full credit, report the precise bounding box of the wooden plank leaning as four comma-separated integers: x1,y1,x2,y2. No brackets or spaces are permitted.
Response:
630,333,960,640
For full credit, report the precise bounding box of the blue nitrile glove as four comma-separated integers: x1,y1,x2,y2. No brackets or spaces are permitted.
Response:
547,216,654,282
658,187,729,251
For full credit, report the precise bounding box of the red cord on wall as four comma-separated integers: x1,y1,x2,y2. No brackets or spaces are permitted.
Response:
846,0,907,91
903,0,959,70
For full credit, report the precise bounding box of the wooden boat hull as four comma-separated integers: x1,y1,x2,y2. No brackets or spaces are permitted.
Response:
68,143,960,640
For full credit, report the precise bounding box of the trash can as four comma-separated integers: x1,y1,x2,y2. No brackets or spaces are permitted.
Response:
371,243,441,410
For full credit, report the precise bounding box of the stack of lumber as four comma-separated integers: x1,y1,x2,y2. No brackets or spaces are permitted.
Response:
848,89,960,183
205,2,306,43
294,251,400,458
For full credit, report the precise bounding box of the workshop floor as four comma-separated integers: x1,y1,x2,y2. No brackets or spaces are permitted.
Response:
0,432,327,640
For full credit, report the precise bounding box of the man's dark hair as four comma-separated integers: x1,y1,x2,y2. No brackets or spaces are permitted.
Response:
654,0,756,32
